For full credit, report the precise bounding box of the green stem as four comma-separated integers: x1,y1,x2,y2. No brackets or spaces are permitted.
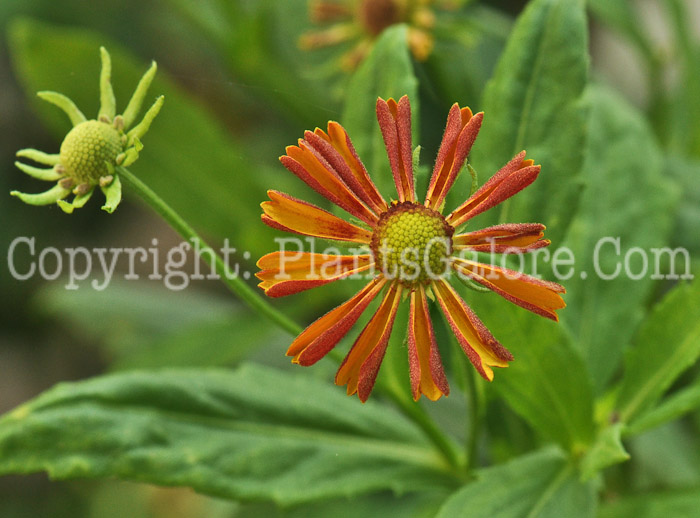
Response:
118,166,301,336
464,361,481,472
384,383,464,474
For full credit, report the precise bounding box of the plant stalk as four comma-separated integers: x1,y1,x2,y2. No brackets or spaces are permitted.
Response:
118,166,301,336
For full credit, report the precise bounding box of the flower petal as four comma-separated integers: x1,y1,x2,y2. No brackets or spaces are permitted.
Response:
376,96,415,202
452,259,566,321
287,278,387,365
312,122,387,214
408,286,449,401
425,104,483,210
281,140,378,225
447,151,539,228
100,174,122,214
57,188,95,214
336,282,402,402
453,223,550,253
256,252,373,297
14,161,63,182
299,23,356,50
309,1,353,23
432,279,513,381
261,190,372,244
16,149,60,167
10,183,71,206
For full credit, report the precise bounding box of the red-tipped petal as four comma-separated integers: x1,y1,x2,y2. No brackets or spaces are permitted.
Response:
376,96,415,202
288,278,387,365
452,259,566,321
453,223,549,253
432,279,512,381
336,283,402,402
281,142,378,225
256,252,373,297
425,105,483,210
408,286,449,401
261,190,372,244
311,123,387,214
447,152,539,228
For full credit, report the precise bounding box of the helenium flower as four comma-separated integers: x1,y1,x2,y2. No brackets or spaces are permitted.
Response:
11,47,163,213
300,0,453,70
257,95,566,402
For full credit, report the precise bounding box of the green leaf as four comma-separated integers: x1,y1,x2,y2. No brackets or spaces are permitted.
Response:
436,448,597,518
342,24,419,200
626,420,700,488
626,377,700,436
666,154,700,258
236,490,449,518
579,423,630,480
474,296,594,452
616,278,700,423
561,84,679,392
665,0,700,157
8,18,271,251
0,365,456,506
470,0,589,245
422,5,509,107
598,488,700,518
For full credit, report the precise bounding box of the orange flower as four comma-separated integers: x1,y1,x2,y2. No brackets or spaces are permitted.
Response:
299,0,445,70
257,96,565,402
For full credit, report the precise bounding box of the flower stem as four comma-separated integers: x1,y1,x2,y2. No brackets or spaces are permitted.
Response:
117,166,301,336
384,382,464,474
464,361,482,472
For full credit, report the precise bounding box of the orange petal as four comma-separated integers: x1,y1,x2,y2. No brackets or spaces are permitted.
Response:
299,24,355,50
451,259,566,321
261,190,372,244
407,27,434,61
376,96,415,202
425,104,483,210
313,122,387,214
256,252,373,297
447,151,540,228
408,286,449,401
453,223,550,253
281,141,378,225
336,283,403,402
287,278,387,365
308,1,353,23
432,279,513,381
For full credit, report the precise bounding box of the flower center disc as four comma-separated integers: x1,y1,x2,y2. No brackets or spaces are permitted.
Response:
59,120,122,185
371,201,454,287
358,0,404,36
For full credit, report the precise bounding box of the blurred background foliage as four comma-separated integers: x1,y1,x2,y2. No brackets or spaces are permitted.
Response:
1,0,700,517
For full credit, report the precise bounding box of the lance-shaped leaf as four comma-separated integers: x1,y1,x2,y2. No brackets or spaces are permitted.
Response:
561,85,678,393
616,278,700,424
469,0,589,245
437,448,596,518
0,364,456,506
473,294,594,452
